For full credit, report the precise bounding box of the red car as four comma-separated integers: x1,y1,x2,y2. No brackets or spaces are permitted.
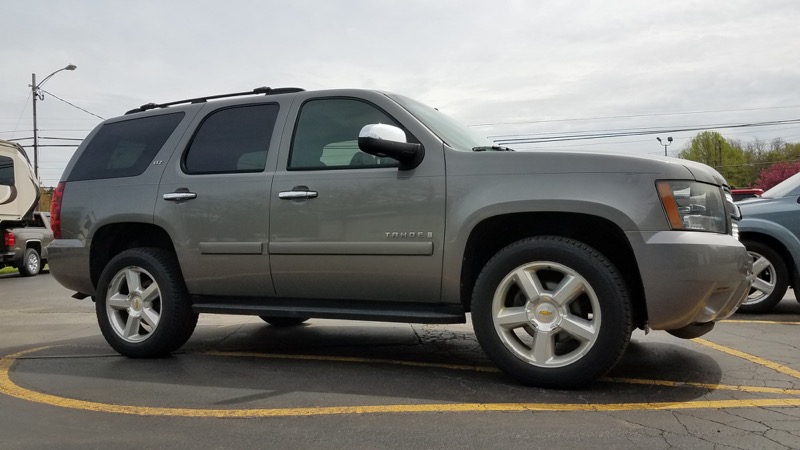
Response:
731,188,763,202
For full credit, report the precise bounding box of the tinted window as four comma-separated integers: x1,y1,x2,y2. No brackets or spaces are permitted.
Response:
68,113,184,181
0,155,13,186
184,104,279,174
289,99,403,170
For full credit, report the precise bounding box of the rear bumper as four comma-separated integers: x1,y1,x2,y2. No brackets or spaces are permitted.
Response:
1,249,21,265
47,239,95,296
628,231,753,331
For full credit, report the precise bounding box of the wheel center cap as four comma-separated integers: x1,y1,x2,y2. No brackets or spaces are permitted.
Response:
534,303,558,324
526,300,559,326
130,296,143,312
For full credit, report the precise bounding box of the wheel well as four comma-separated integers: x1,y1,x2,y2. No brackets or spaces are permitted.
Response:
740,232,796,288
25,241,42,254
89,223,176,289
460,212,647,328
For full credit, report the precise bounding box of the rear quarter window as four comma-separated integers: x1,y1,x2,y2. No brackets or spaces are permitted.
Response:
67,113,184,181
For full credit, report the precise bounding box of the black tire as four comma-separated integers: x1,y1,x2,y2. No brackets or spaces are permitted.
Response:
471,236,632,389
18,248,41,277
738,240,788,313
95,248,198,358
259,316,309,327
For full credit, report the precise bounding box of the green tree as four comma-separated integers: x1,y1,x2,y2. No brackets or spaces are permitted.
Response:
678,131,750,187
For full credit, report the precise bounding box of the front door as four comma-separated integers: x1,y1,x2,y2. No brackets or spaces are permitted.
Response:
269,96,446,302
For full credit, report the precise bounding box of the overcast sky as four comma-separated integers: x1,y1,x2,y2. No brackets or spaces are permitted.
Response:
2,0,799,186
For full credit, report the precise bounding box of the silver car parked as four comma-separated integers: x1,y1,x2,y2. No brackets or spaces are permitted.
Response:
47,87,752,388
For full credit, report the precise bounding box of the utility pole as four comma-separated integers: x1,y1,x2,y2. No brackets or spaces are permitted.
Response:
31,73,38,180
29,64,77,183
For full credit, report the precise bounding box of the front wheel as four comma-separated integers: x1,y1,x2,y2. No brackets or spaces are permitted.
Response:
471,236,632,389
95,248,198,358
18,248,41,277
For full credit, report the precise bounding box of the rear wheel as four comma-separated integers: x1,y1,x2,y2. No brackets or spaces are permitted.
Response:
739,240,788,313
96,248,197,357
471,236,632,389
259,316,309,327
18,248,41,277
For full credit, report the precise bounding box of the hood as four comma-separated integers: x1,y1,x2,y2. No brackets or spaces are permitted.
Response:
449,148,727,185
673,158,727,186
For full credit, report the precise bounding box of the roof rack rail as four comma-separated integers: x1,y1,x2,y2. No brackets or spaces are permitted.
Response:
125,86,304,115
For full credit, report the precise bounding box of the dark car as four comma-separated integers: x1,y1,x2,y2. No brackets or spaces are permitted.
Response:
737,173,800,312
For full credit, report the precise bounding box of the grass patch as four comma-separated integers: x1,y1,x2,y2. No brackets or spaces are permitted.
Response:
0,266,19,275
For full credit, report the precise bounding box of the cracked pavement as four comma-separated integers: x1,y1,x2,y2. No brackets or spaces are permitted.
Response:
1,273,799,449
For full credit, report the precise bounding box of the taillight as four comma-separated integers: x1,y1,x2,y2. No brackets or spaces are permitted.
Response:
4,232,14,247
50,181,65,239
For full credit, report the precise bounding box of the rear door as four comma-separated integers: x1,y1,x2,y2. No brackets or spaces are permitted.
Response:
269,92,446,302
155,100,286,296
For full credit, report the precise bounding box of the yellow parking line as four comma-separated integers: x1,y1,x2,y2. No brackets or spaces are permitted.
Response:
203,350,501,372
2,344,800,418
207,350,800,395
723,319,800,325
694,338,800,380
604,377,800,395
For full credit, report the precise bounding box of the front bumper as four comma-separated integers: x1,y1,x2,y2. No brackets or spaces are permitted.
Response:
628,230,753,332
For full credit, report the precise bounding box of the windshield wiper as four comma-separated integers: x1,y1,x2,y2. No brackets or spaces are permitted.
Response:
472,145,515,152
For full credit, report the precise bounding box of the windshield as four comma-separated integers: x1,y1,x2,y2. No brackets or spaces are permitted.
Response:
387,94,495,151
763,171,800,198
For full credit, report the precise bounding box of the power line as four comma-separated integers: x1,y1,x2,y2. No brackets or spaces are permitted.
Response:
493,118,800,145
467,104,800,127
38,88,105,120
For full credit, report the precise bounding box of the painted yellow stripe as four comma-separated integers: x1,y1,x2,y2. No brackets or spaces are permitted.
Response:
605,377,800,396
694,338,800,381
723,319,800,325
2,352,799,417
4,344,800,418
207,351,800,395
203,350,502,372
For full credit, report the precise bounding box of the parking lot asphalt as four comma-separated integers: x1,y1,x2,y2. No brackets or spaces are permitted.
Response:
1,272,800,449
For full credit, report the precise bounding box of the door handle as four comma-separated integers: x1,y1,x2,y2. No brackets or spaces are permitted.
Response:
279,190,318,200
163,191,197,201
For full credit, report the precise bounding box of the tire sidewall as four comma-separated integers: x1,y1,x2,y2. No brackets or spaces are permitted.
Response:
472,237,631,388
18,248,40,277
739,240,788,313
95,248,196,358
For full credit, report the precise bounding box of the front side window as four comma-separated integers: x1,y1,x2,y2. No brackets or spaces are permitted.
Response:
68,113,185,181
289,98,403,170
184,103,279,174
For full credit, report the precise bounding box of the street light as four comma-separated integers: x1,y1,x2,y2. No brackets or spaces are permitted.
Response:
30,64,77,182
656,136,673,157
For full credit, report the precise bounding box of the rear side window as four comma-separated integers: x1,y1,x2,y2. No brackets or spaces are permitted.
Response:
68,113,184,181
183,103,279,174
0,155,13,186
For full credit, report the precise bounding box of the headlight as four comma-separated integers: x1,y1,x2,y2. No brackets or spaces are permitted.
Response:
656,181,727,233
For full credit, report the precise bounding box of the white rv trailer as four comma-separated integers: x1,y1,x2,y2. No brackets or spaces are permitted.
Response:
0,139,40,223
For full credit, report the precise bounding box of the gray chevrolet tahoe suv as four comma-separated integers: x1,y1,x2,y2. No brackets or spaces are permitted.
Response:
48,87,752,388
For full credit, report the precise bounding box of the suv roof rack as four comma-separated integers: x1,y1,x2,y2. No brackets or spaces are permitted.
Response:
125,86,304,115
